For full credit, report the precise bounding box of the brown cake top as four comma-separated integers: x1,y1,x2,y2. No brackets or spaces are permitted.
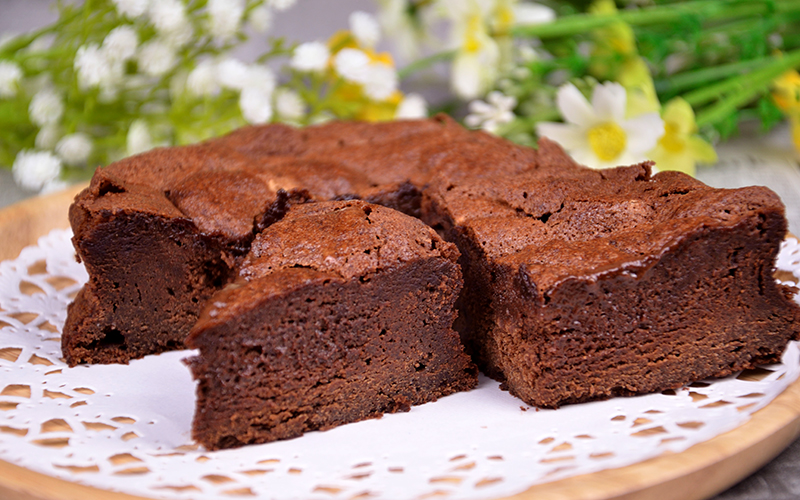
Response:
74,115,545,252
240,199,459,282
427,157,786,295
189,199,461,333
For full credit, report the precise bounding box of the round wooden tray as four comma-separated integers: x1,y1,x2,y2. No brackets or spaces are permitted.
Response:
0,186,799,500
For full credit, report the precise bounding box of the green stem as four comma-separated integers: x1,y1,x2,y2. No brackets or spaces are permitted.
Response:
0,7,81,58
695,89,768,128
684,48,800,109
512,0,800,39
397,50,455,80
497,109,561,136
655,57,776,95
693,49,800,127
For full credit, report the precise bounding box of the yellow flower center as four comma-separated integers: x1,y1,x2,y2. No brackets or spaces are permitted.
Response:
587,122,627,161
773,70,800,112
659,122,685,153
493,5,514,35
463,14,483,53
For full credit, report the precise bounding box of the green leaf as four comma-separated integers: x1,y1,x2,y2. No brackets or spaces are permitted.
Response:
757,95,785,132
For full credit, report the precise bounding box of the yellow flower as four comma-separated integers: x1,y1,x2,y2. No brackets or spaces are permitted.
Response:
327,30,359,53
322,30,426,122
772,69,800,112
772,69,800,151
647,98,717,177
618,57,660,116
588,0,637,81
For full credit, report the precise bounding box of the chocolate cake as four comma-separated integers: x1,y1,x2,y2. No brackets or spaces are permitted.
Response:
63,115,800,421
423,159,800,407
185,200,477,449
62,115,537,365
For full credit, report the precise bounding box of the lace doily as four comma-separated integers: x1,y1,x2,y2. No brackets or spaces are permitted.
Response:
1,230,799,500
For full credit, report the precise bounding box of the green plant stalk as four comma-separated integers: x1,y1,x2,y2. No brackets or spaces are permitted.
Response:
655,57,776,95
512,0,800,40
695,88,769,128
0,7,81,58
397,49,455,80
498,109,561,137
684,48,800,109
692,50,800,127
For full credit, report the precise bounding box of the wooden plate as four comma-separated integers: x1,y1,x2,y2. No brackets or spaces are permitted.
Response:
0,186,799,500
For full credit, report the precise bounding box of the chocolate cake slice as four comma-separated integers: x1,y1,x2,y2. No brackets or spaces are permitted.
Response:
424,155,800,408
62,116,497,365
186,200,477,449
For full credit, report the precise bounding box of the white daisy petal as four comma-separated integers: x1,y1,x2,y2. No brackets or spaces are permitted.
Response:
513,3,556,25
535,122,586,151
350,11,381,48
556,83,596,126
569,148,604,169
622,113,665,154
464,114,482,128
451,52,483,100
469,100,492,115
395,93,428,119
591,82,627,122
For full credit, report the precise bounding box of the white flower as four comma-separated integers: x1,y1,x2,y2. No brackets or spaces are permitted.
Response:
464,91,516,133
29,89,63,127
150,0,188,35
274,88,304,120
363,62,397,101
244,65,276,94
513,2,556,25
445,0,500,99
266,0,296,11
12,150,62,192
39,179,71,195
165,22,194,48
377,0,426,59
217,58,250,90
149,0,193,47
395,93,428,119
55,133,93,166
0,61,23,98
137,39,177,77
127,119,154,156
35,124,60,149
290,42,330,73
240,87,273,124
248,4,273,33
350,11,381,48
75,44,123,90
208,0,245,41
112,0,149,18
333,48,397,101
536,82,665,169
187,60,220,97
102,25,139,62
334,48,371,83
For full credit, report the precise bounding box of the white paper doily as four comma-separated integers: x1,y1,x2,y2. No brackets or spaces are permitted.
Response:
1,230,799,500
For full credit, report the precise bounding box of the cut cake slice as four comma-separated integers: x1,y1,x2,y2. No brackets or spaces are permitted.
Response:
424,157,800,408
185,200,478,449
